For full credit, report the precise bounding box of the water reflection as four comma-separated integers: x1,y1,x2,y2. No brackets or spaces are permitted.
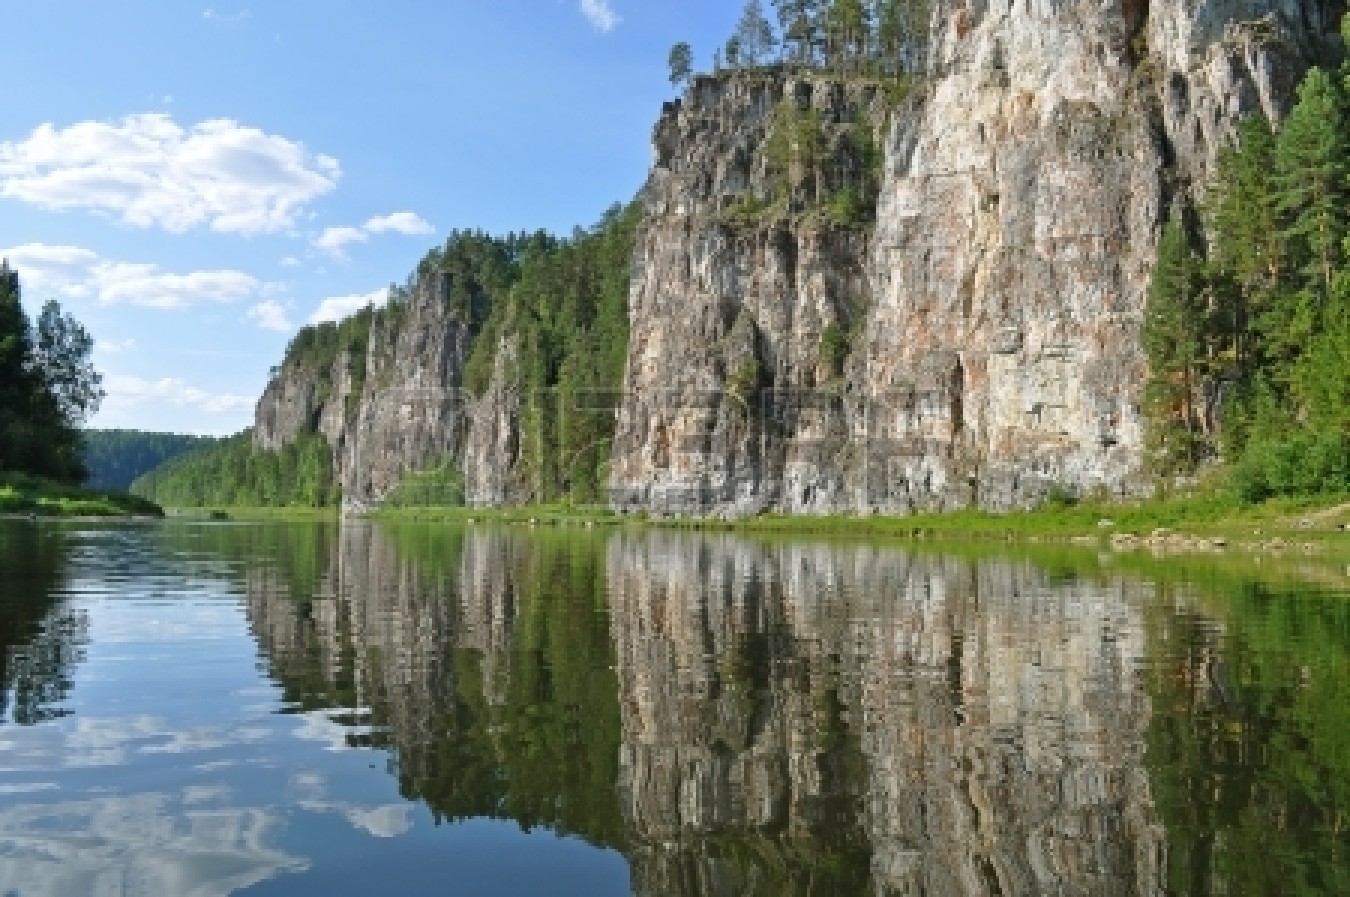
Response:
243,523,626,848
5,520,1345,895
240,524,1171,895
0,792,307,897
0,523,85,725
608,532,1164,896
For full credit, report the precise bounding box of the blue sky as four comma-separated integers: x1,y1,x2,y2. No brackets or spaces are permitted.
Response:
0,1,742,434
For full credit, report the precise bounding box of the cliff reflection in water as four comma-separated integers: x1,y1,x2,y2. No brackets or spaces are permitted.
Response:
240,523,1170,896
609,532,1164,897
244,523,626,848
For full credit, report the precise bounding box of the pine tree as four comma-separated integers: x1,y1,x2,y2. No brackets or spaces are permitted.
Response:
825,0,870,70
774,0,824,66
1275,67,1348,296
1143,220,1206,473
668,41,693,89
1204,114,1281,369
734,0,778,66
0,262,38,474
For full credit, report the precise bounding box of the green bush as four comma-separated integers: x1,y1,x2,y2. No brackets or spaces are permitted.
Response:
1229,430,1350,503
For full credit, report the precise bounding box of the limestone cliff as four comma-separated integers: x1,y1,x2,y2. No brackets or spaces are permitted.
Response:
253,273,528,510
250,0,1339,514
610,0,1340,515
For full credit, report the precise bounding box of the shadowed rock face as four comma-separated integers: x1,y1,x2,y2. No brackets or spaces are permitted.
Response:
610,0,1337,515
607,532,1164,896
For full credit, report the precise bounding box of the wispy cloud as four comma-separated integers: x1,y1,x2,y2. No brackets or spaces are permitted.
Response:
103,374,254,416
2,243,261,310
203,8,251,25
97,338,138,354
0,114,339,234
247,299,292,332
580,0,621,32
308,288,389,325
314,211,434,257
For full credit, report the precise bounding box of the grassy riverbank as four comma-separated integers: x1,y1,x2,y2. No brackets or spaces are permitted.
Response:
370,492,1350,553
0,471,163,517
158,506,339,522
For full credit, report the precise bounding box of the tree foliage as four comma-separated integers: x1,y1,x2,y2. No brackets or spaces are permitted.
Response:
1144,35,1350,500
668,41,693,88
82,430,220,491
702,0,931,75
131,431,336,508
733,0,778,67
0,263,101,483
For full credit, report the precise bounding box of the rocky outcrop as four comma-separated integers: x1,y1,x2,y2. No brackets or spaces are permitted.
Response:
253,274,527,510
252,0,1338,515
460,336,527,507
333,275,473,509
609,0,1339,515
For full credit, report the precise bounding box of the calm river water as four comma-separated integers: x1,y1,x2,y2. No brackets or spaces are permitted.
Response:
0,519,1347,896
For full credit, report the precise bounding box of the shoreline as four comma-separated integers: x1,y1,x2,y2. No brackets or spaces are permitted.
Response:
134,494,1350,558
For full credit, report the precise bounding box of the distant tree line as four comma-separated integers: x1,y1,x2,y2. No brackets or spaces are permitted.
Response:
132,431,335,508
1144,22,1350,501
669,0,931,88
82,430,220,491
0,262,103,483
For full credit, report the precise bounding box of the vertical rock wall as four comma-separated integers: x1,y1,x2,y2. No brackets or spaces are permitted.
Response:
610,0,1337,515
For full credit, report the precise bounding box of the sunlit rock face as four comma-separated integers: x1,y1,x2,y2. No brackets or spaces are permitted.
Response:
607,532,1164,896
610,0,1337,515
251,275,532,512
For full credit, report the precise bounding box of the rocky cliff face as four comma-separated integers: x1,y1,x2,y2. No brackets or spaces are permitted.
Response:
610,0,1338,515
253,274,529,510
251,0,1337,514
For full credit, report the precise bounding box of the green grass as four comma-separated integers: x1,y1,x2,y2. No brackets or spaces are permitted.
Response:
368,492,1350,558
370,502,622,526
663,492,1350,552
0,471,164,518
160,506,339,522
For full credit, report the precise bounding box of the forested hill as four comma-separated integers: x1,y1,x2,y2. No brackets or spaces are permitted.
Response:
133,201,640,509
82,430,220,491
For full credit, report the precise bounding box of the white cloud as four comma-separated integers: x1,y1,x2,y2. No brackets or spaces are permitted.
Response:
0,114,339,234
308,288,388,325
2,242,260,309
580,0,621,32
103,374,255,416
98,338,138,354
203,7,251,25
247,299,292,332
363,211,434,236
314,211,433,257
314,225,366,255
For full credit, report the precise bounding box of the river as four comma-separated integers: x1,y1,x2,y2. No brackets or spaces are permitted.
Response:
0,519,1346,895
